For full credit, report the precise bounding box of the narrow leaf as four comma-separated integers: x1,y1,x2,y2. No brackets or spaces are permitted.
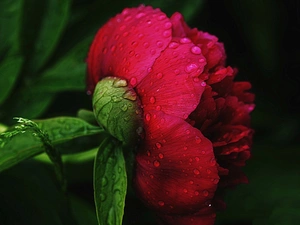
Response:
0,117,103,173
94,138,127,225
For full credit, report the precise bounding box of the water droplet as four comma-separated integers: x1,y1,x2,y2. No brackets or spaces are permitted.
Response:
183,146,188,151
114,34,120,40
174,69,180,75
145,113,151,121
158,201,165,206
201,81,206,87
156,105,161,111
102,47,108,54
110,45,116,52
148,96,156,104
180,37,191,44
185,63,199,73
158,153,164,159
147,67,153,73
135,54,141,58
199,58,205,63
129,50,135,57
150,174,154,179
158,15,167,20
201,150,206,155
129,77,137,86
193,77,200,82
120,25,126,31
138,33,144,39
146,20,152,26
163,30,171,37
155,142,162,149
150,49,156,55
193,169,200,175
183,188,188,193
189,180,194,184
156,73,163,79
206,169,211,174
194,191,199,196
153,160,160,167
210,158,216,166
124,15,132,22
102,177,108,187
164,21,172,29
202,190,209,196
185,129,191,135
136,12,146,19
100,193,106,201
147,150,151,156
122,31,129,37
195,136,202,144
121,104,128,111
168,42,179,49
156,41,163,47
143,42,150,48
131,41,138,47
191,46,202,54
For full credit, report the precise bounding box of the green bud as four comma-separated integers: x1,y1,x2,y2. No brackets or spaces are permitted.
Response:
93,77,144,146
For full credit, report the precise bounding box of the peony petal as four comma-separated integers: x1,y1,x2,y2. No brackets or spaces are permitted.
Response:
134,110,219,215
87,5,172,93
137,38,207,119
158,211,216,225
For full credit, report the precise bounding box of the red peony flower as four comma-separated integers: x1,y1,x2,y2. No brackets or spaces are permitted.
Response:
87,5,254,225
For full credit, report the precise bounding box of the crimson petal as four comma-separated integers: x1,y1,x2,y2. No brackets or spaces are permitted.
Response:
137,38,207,119
87,5,172,92
134,110,219,215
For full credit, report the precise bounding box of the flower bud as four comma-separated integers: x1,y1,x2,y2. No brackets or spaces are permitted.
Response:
93,76,143,146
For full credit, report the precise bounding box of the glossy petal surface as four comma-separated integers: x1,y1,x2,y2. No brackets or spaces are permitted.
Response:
87,5,172,92
137,38,207,119
135,111,219,215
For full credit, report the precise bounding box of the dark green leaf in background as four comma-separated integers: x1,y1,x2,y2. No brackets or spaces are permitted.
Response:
94,138,127,225
20,0,71,74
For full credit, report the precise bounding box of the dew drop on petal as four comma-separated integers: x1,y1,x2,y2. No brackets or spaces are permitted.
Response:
168,42,179,49
147,20,152,26
193,77,200,82
147,67,153,73
145,113,151,121
156,105,161,111
191,46,202,54
206,169,211,174
199,58,205,63
194,191,199,196
195,157,200,162
183,188,188,193
143,42,150,48
153,160,160,167
201,150,206,155
180,37,191,44
201,81,206,87
164,21,172,29
130,77,137,86
185,63,199,73
156,41,163,48
150,49,156,55
158,201,165,206
163,30,171,37
189,180,194,184
185,129,191,135
158,153,164,159
174,69,180,75
136,12,146,19
156,72,163,79
158,15,166,21
183,146,188,151
195,136,202,144
150,96,156,103
193,169,200,175
155,142,162,149
202,190,209,197
123,31,129,37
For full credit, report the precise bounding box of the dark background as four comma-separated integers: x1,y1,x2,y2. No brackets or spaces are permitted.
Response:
0,0,299,224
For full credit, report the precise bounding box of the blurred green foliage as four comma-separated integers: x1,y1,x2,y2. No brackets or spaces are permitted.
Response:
0,0,299,224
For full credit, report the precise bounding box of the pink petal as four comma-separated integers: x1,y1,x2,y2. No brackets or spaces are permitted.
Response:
137,38,207,119
87,5,172,92
134,110,219,215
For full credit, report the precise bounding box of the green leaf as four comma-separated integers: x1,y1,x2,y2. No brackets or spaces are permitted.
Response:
0,52,23,105
0,0,23,54
94,138,127,225
0,116,103,173
21,0,71,73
